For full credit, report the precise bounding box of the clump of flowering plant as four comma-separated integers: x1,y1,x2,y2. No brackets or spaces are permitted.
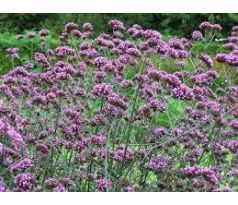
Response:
0,20,237,192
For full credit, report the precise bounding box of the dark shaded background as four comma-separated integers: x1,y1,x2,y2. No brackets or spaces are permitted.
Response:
0,14,238,36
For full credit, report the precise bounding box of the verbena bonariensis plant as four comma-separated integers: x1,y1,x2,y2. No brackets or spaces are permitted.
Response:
0,20,238,192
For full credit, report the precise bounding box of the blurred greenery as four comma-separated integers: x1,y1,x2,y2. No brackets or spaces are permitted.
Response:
0,32,60,74
1,14,238,76
0,14,238,36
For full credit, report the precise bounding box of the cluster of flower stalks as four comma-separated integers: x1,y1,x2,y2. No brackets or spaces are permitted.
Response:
0,20,238,192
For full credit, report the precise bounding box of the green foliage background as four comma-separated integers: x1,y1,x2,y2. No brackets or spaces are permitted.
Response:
0,14,238,36
0,14,238,75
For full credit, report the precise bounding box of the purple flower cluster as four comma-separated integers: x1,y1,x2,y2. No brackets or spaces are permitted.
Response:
171,84,194,100
109,19,125,31
216,52,238,67
6,48,19,59
14,173,35,191
55,46,75,57
199,21,222,32
96,179,112,192
200,54,214,68
112,148,134,162
92,83,113,97
65,22,79,32
192,31,203,41
34,52,50,68
6,127,25,151
11,158,33,173
145,156,169,171
215,27,238,67
27,32,36,38
191,71,218,85
184,166,220,185
39,29,49,37
83,22,93,32
0,180,6,192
